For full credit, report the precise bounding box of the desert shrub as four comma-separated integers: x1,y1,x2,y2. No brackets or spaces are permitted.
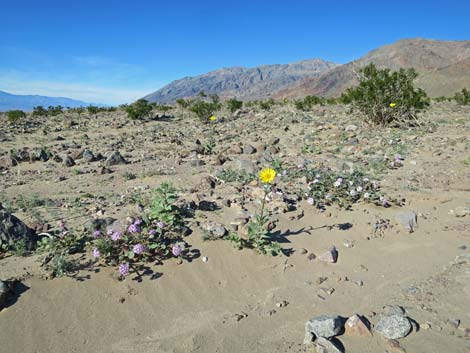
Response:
151,103,172,112
32,106,48,117
217,168,254,184
176,98,190,108
125,99,153,120
433,96,451,103
259,98,276,111
295,95,324,111
147,182,183,229
87,105,99,116
341,64,429,126
6,110,26,123
47,105,63,116
453,88,470,105
226,98,243,113
189,95,221,123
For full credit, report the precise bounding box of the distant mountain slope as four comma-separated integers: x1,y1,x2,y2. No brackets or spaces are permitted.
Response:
0,91,98,111
274,38,470,99
143,59,339,103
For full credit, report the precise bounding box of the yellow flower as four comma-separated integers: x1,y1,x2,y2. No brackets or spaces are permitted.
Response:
389,102,396,108
259,168,277,184
209,116,217,121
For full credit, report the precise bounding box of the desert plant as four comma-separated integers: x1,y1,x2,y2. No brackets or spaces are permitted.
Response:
259,98,276,111
294,95,324,111
244,168,282,255
226,98,243,113
6,110,26,123
189,95,221,123
32,106,48,117
147,182,182,230
87,105,100,117
125,99,153,120
176,98,190,109
342,64,429,126
47,105,63,116
453,88,470,105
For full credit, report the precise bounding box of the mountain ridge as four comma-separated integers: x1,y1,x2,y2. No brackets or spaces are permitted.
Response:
0,90,101,111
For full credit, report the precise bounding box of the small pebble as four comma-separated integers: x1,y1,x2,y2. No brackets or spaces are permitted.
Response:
202,256,209,262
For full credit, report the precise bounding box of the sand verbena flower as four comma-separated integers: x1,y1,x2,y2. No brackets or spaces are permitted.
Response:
259,168,277,184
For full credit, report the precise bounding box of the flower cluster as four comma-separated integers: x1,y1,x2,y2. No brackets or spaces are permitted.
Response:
304,169,401,209
91,217,184,279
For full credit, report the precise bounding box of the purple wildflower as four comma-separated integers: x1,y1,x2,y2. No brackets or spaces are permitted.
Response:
107,229,114,236
156,221,166,229
118,263,130,277
92,247,100,258
132,243,145,255
133,218,142,225
307,197,314,205
148,229,157,236
128,223,141,233
111,231,122,241
172,244,182,257
92,230,101,238
57,219,66,229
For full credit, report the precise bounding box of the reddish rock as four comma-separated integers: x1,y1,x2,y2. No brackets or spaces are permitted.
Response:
345,314,372,336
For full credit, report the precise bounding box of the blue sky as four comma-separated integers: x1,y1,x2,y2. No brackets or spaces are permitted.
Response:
1,0,469,104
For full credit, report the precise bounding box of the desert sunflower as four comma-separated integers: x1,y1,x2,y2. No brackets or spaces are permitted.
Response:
259,168,276,184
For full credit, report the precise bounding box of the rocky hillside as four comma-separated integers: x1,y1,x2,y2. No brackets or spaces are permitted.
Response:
275,38,470,99
143,59,339,103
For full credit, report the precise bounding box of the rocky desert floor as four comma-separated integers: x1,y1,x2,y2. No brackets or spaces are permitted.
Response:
0,102,469,353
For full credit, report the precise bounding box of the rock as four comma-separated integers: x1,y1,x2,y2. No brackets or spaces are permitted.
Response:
319,246,338,263
83,149,95,162
230,145,243,154
315,337,344,353
0,280,11,307
202,256,208,262
190,159,206,167
243,144,257,154
234,159,256,174
105,151,127,166
345,124,358,132
381,305,406,317
201,222,227,239
84,217,116,233
0,155,17,169
62,155,75,167
305,315,343,342
31,148,49,162
299,248,308,254
395,212,418,233
375,315,412,339
0,208,38,250
198,200,218,211
344,314,372,336
454,206,470,218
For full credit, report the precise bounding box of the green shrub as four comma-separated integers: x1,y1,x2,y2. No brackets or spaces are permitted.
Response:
6,110,26,123
87,105,99,116
189,95,221,123
341,64,429,126
226,98,243,113
33,106,48,116
453,88,470,105
125,99,153,120
294,95,324,111
176,99,190,109
47,105,63,116
259,98,276,111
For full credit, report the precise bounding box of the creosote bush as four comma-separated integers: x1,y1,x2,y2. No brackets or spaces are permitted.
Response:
295,95,325,111
226,98,243,113
125,99,153,120
453,88,470,105
6,110,26,123
189,94,221,123
342,64,430,126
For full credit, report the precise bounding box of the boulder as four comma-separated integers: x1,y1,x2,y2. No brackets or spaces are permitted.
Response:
375,315,412,339
0,208,37,250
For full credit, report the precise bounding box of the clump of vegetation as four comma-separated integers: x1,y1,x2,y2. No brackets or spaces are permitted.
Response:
226,98,243,113
294,95,324,111
125,99,153,120
453,88,470,105
189,94,221,123
32,106,48,117
92,182,185,278
226,168,282,256
217,168,254,184
6,110,26,123
301,169,402,210
176,98,191,109
341,64,430,126
47,105,63,116
259,98,276,111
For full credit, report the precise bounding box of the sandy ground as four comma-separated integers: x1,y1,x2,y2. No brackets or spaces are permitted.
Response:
0,103,469,353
